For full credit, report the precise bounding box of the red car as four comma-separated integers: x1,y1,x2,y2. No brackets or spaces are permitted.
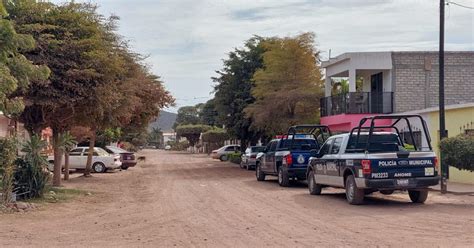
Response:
105,146,137,170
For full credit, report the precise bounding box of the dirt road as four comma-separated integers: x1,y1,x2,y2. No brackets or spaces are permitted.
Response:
1,150,473,247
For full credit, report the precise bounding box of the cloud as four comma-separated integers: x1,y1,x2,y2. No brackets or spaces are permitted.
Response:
50,0,473,112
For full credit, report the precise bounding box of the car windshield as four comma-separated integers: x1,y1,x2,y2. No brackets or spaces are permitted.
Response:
347,134,401,153
279,139,318,150
106,146,128,154
95,147,111,156
251,146,265,153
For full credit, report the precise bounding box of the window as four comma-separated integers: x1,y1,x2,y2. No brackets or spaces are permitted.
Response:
251,146,265,153
347,134,401,153
330,138,342,154
225,146,235,151
69,148,83,156
319,139,334,156
279,139,318,150
269,141,277,152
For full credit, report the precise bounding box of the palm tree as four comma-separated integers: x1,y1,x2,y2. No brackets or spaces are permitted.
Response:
58,132,77,180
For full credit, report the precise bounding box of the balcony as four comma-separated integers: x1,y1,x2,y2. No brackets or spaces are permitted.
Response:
320,92,394,117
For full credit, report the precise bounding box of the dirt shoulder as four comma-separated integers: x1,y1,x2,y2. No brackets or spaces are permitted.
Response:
1,150,473,247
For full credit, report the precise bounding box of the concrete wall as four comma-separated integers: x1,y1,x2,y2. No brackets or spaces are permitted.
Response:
392,51,474,113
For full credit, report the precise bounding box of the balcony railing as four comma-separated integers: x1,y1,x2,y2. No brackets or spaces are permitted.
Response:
320,92,394,117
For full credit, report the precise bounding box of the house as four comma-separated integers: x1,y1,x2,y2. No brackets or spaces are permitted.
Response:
320,51,474,131
320,51,474,184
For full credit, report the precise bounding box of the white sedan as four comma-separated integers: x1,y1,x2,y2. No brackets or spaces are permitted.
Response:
48,147,122,173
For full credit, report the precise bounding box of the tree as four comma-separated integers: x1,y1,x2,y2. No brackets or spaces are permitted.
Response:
245,33,323,135
201,128,229,153
173,106,199,129
0,1,49,115
57,132,77,181
212,37,266,150
199,99,219,126
148,127,163,147
175,124,211,148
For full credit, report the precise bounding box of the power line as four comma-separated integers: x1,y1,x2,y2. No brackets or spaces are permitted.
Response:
447,1,474,9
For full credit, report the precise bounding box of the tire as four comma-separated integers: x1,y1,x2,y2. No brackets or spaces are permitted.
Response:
220,155,228,161
256,163,265,181
121,165,129,170
408,190,428,203
239,161,245,169
345,175,364,205
308,170,322,195
92,162,106,173
277,166,290,187
380,190,394,195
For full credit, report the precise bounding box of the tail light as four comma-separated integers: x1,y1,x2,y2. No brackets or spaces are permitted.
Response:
283,154,293,167
250,154,257,159
361,160,371,175
434,157,439,172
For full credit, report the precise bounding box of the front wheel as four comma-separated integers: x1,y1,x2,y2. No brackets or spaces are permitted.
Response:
408,190,428,203
277,166,290,187
345,175,364,205
256,163,265,181
121,165,129,170
308,170,322,195
220,155,228,161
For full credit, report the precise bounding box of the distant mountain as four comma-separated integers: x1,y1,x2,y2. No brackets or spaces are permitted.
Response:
148,110,177,132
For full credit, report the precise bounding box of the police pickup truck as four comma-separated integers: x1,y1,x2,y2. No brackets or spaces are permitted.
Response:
306,115,439,205
256,125,331,187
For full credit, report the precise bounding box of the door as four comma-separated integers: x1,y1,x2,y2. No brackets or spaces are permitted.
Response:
370,72,383,113
263,141,277,172
68,148,85,169
314,138,333,183
324,137,344,187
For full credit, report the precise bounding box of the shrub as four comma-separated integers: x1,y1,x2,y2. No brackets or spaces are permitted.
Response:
121,141,138,152
228,152,242,164
168,140,190,151
14,135,50,200
440,135,474,172
0,138,17,204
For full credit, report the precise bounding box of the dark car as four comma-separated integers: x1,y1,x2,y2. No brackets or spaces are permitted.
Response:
240,146,265,170
105,146,137,170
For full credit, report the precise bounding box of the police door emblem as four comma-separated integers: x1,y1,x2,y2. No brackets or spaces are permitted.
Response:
297,155,305,164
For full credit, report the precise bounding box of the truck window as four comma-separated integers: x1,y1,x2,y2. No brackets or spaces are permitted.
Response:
319,139,334,156
279,139,318,150
269,141,277,152
347,134,401,153
330,138,342,154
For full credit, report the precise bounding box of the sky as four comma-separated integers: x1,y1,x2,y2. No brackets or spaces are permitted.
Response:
51,0,474,112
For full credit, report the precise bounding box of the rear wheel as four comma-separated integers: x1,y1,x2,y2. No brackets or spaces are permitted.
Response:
278,166,290,187
121,165,129,170
239,161,245,169
92,162,106,173
308,170,322,195
380,190,394,195
345,175,364,205
408,190,428,203
256,163,265,181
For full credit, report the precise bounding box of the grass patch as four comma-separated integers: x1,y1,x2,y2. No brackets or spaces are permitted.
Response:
26,186,89,204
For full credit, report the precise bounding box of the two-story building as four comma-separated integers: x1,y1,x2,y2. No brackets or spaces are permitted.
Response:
320,51,474,184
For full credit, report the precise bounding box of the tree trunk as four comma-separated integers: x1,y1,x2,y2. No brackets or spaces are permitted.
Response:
64,151,70,180
52,130,63,187
84,128,96,177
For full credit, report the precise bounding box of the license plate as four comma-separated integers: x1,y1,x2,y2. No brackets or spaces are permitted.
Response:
397,179,409,186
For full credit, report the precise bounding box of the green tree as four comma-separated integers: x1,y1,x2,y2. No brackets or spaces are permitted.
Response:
175,124,211,148
148,127,163,147
0,1,49,115
201,128,229,153
212,37,265,150
440,135,474,172
245,33,323,135
173,106,199,129
57,131,77,181
199,99,219,126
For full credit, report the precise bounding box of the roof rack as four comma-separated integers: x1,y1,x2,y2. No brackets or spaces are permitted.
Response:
349,115,432,152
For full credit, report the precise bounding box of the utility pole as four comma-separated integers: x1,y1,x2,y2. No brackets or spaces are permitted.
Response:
439,0,448,193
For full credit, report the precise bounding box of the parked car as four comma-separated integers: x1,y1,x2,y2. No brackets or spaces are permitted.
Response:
104,146,137,170
240,146,265,170
47,147,122,173
211,145,241,161
306,115,439,205
256,125,331,187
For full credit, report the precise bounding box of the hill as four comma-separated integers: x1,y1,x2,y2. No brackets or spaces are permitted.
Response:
148,110,177,132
